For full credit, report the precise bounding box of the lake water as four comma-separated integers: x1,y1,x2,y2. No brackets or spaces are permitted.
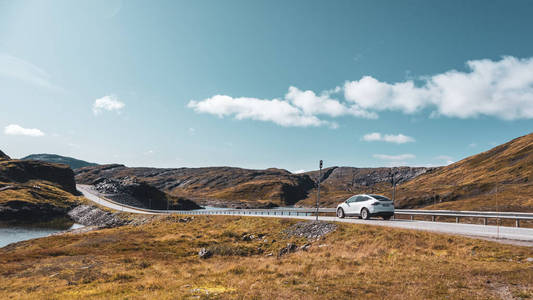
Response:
0,224,83,248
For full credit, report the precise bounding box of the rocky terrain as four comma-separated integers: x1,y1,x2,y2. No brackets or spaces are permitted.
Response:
76,166,316,208
22,153,97,170
91,177,201,210
0,150,81,223
75,163,431,208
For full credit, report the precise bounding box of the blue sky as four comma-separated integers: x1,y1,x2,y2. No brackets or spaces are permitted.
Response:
1,0,533,172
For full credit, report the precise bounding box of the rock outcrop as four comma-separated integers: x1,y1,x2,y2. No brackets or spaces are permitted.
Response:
0,159,78,194
92,177,201,210
67,205,127,228
0,150,81,223
76,165,316,208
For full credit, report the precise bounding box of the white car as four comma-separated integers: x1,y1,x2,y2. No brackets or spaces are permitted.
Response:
336,194,394,220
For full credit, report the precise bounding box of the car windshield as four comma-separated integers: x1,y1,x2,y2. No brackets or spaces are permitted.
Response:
370,195,391,201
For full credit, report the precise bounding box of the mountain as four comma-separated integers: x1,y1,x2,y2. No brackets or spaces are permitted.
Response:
75,132,533,211
75,165,316,208
75,165,428,209
296,166,434,207
0,151,81,223
21,154,97,170
299,132,533,212
390,132,533,211
91,177,201,210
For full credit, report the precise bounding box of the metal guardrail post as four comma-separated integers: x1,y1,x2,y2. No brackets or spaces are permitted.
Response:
431,215,435,222
410,215,414,221
456,217,459,223
516,219,520,228
483,218,487,225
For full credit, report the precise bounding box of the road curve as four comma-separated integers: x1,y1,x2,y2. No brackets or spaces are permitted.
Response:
77,184,533,245
77,184,155,214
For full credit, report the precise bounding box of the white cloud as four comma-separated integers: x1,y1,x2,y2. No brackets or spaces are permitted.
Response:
468,143,477,148
373,154,415,161
188,87,376,128
189,56,533,126
292,169,306,174
4,124,45,137
362,132,415,144
344,56,533,120
0,53,63,92
188,95,330,128
188,128,196,135
93,95,125,115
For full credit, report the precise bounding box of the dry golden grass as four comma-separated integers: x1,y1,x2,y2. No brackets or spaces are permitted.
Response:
1,215,532,299
0,180,81,208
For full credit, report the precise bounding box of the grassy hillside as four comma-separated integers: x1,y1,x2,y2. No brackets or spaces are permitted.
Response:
22,153,97,170
391,132,533,211
0,153,82,223
1,215,532,299
299,133,533,212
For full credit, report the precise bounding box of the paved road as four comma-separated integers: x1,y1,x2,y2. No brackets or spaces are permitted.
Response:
77,184,533,245
77,185,155,214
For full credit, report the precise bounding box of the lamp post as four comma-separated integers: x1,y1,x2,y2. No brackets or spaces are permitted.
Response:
316,160,323,221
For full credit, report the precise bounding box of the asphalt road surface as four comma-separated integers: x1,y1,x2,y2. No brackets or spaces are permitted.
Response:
77,184,533,245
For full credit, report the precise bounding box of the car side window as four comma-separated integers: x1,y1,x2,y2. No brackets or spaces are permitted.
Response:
355,196,363,202
347,196,356,203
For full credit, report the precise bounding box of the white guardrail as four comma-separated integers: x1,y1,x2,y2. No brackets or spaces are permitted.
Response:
101,194,533,228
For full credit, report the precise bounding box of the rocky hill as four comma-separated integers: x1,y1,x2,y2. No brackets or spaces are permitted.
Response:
90,177,201,210
75,132,533,211
75,164,429,209
76,165,316,208
0,151,81,223
297,166,434,207
22,153,97,170
389,132,533,211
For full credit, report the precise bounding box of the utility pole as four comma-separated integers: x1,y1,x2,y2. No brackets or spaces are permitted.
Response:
390,168,397,202
316,160,323,222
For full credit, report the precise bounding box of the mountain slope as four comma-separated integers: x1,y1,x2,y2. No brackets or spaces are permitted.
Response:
296,166,435,207
22,154,97,170
299,133,533,211
0,151,82,223
76,165,315,208
75,165,430,208
391,132,533,211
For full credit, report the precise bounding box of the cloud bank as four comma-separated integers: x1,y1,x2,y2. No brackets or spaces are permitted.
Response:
188,87,376,128
93,95,125,115
362,133,415,144
4,124,45,137
344,56,533,120
189,56,533,127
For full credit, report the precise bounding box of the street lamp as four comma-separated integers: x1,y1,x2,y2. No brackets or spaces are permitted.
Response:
316,160,323,221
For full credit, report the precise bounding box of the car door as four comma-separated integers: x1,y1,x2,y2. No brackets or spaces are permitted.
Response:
358,195,371,212
351,195,364,215
345,196,358,215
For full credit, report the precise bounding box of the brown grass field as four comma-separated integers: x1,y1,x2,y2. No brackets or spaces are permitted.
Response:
1,215,532,299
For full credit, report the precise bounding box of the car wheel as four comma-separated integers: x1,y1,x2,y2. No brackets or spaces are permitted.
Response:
361,208,370,220
337,208,345,218
382,215,391,220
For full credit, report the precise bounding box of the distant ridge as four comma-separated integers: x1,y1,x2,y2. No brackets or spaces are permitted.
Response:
22,153,97,170
0,150,10,160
